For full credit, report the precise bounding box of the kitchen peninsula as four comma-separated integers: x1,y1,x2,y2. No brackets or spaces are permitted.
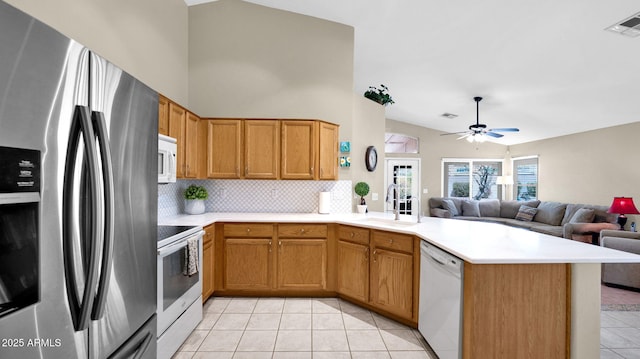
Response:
160,212,640,359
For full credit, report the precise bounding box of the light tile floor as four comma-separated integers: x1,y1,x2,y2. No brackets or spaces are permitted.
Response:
171,297,436,359
601,285,640,358
172,286,640,359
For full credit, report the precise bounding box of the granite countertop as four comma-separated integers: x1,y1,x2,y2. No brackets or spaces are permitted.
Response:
159,211,640,265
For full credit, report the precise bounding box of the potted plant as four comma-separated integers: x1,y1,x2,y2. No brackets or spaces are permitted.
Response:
354,182,370,214
184,184,208,215
364,84,395,106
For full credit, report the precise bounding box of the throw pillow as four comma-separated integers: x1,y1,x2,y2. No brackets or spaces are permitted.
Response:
570,208,596,223
441,199,459,216
515,205,537,222
534,202,567,226
461,200,481,217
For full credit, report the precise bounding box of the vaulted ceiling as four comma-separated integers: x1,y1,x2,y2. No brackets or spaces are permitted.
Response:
185,0,640,145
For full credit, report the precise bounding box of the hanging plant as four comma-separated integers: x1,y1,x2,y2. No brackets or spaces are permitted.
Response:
364,84,395,106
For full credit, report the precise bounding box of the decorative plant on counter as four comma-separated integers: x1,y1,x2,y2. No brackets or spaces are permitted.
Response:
355,182,370,214
364,84,395,106
184,185,208,215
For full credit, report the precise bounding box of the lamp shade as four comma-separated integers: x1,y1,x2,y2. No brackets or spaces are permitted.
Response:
608,197,640,215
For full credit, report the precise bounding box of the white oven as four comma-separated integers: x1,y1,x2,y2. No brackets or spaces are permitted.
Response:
158,134,176,183
156,226,204,359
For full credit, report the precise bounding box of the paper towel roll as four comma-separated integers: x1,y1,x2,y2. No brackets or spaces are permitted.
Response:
318,192,331,214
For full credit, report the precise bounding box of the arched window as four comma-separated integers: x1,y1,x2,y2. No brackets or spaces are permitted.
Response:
385,133,418,154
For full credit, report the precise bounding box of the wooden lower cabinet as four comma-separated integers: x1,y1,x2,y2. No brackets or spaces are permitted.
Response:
223,238,273,290
337,240,369,303
277,239,327,290
370,248,413,319
202,224,215,301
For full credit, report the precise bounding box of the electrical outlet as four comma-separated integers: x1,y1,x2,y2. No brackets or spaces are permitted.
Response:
423,188,429,194
372,193,379,201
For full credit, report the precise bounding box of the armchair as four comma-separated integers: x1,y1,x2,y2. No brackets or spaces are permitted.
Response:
600,229,640,290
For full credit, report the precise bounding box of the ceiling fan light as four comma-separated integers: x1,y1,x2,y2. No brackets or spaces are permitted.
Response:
477,134,486,143
466,135,474,143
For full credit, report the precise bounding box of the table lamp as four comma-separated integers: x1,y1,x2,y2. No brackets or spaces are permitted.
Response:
608,197,640,229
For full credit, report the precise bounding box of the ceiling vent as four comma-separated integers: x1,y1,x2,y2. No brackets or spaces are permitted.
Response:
605,11,640,37
441,113,458,119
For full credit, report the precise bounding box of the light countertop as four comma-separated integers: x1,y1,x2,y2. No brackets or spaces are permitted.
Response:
159,211,640,265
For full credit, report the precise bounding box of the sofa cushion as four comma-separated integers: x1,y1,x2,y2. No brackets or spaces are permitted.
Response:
515,205,537,222
441,199,459,216
479,199,501,217
530,225,564,237
462,200,481,217
562,203,616,225
500,200,541,219
534,202,567,226
569,208,595,223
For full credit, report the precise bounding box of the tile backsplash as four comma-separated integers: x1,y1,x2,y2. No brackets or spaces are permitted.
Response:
158,179,353,219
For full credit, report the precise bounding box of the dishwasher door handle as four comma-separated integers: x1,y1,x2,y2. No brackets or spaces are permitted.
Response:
426,252,448,266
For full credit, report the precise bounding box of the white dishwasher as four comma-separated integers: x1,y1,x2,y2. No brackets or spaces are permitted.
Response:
418,240,464,359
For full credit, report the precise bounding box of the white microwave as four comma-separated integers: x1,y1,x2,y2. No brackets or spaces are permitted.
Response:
158,134,177,183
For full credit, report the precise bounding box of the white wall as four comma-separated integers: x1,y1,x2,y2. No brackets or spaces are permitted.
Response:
188,0,354,127
5,0,189,104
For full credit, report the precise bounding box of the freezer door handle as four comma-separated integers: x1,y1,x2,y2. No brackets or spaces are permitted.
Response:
108,319,155,359
62,105,102,331
90,111,115,321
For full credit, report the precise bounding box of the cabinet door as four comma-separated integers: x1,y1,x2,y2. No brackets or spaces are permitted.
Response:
202,226,214,301
168,102,186,178
277,239,327,290
208,119,243,178
337,240,369,302
281,120,316,179
158,95,169,135
318,122,338,180
185,112,199,178
223,238,272,290
370,248,413,319
245,120,279,179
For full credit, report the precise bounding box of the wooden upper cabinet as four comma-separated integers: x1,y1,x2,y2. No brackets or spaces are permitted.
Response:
158,95,169,135
318,122,338,180
207,119,243,178
245,120,280,179
281,120,317,180
184,112,199,178
168,102,187,178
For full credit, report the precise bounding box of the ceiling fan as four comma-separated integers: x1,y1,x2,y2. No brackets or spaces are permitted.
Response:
441,97,519,142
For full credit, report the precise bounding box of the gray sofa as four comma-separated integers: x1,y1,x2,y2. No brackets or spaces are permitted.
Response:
600,230,640,290
428,197,619,240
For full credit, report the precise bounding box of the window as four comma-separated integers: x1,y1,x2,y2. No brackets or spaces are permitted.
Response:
512,156,538,201
442,159,503,199
385,133,418,154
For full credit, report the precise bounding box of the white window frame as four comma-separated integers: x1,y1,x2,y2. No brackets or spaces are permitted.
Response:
511,155,539,201
441,158,504,199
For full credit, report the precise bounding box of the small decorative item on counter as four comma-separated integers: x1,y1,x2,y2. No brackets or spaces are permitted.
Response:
184,184,208,215
363,84,395,106
354,181,370,214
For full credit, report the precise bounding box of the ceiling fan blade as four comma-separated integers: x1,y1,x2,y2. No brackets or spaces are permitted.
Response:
485,131,504,138
488,128,519,132
457,133,471,140
440,131,471,136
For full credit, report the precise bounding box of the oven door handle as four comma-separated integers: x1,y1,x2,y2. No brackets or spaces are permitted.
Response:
157,231,204,257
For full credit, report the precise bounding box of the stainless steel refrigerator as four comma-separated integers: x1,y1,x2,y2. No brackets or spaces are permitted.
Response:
0,2,157,358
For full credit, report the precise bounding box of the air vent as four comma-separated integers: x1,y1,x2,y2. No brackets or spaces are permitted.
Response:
441,113,458,119
605,11,640,37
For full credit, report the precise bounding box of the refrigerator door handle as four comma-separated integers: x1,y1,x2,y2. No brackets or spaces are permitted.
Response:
62,105,102,331
90,111,115,320
108,320,154,359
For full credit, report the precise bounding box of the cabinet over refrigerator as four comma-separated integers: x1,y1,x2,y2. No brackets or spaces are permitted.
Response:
0,2,158,358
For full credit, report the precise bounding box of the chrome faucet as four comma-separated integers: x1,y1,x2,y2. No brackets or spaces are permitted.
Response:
410,197,421,223
385,184,401,220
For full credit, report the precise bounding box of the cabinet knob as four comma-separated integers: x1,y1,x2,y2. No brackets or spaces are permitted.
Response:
389,239,394,244
300,228,305,234
372,249,377,262
246,228,251,233
350,232,355,238
269,240,272,252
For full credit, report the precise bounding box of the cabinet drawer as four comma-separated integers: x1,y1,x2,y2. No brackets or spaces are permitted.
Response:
278,224,328,238
338,225,370,245
224,223,274,237
372,230,414,254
